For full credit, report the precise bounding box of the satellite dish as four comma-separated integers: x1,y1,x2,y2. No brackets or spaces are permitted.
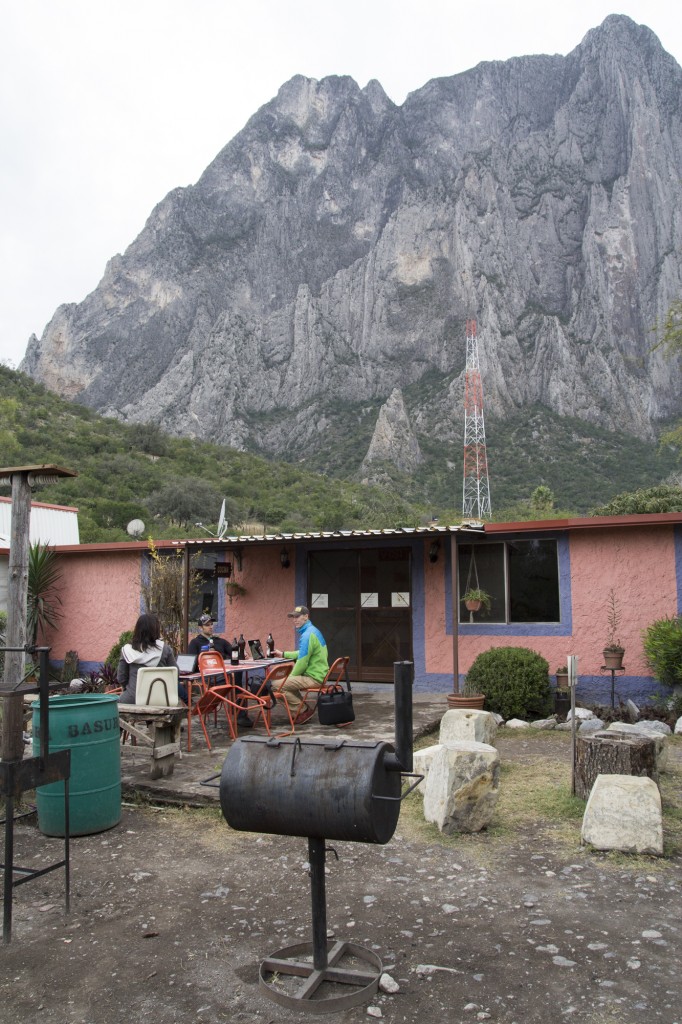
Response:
217,499,227,539
127,519,145,538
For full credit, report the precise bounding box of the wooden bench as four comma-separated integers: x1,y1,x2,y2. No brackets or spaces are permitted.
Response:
118,704,186,779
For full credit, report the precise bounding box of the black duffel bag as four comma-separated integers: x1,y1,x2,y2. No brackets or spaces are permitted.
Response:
317,683,355,725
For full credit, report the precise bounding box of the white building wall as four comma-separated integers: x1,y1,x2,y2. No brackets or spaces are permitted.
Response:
0,498,79,546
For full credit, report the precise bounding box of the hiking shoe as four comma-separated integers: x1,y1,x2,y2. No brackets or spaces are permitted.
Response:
295,705,316,725
237,713,253,729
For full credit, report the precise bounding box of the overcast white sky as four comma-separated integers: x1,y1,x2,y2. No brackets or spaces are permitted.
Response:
1,0,680,367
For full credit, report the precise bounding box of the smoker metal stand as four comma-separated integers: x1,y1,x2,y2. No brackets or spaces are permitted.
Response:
259,836,382,1013
0,646,71,943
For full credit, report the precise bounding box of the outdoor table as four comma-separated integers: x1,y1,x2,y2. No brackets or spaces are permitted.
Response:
180,658,288,750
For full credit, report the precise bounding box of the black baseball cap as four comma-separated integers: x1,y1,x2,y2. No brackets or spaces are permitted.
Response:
198,614,215,625
287,605,309,617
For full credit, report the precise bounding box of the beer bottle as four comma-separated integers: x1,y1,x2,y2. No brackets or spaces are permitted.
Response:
266,633,274,657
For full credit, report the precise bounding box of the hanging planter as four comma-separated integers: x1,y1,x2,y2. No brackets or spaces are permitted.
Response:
225,580,247,604
460,587,491,622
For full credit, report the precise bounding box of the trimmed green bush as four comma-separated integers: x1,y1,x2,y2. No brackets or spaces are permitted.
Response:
105,630,133,670
642,615,682,688
466,646,552,720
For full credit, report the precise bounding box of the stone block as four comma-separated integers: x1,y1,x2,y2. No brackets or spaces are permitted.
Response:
578,717,605,734
423,741,500,834
605,722,669,772
581,774,663,855
439,708,498,746
412,744,441,794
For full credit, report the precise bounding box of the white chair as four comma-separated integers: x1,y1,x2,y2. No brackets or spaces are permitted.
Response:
135,666,179,707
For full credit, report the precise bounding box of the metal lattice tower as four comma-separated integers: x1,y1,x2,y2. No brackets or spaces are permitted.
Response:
462,318,492,518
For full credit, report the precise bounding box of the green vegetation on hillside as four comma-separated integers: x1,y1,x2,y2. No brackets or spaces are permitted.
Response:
1,365,678,540
0,366,429,541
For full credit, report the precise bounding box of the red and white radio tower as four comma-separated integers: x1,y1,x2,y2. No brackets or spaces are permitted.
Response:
462,318,492,518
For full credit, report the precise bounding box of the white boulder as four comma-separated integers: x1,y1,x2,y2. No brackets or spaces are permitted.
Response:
506,718,529,729
412,744,441,794
675,716,682,735
530,717,557,730
578,718,605,733
439,708,498,746
567,707,594,721
581,774,663,855
423,741,500,834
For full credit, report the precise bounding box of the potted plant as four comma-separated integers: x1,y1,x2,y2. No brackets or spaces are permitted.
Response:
460,586,492,622
555,666,569,691
225,579,247,604
603,588,625,669
447,674,486,710
554,666,570,716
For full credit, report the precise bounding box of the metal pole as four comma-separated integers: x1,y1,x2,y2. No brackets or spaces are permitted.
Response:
3,789,14,943
568,656,578,796
450,534,459,694
392,661,414,773
308,837,328,972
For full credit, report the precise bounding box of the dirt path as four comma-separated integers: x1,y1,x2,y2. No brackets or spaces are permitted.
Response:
2,734,680,1024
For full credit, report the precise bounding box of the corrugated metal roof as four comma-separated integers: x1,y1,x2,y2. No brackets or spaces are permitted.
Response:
184,523,485,547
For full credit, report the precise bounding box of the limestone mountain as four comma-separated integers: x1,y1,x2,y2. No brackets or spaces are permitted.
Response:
21,15,682,506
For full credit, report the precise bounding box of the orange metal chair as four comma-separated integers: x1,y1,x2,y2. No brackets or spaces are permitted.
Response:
292,656,352,726
189,684,237,749
196,650,272,744
251,661,296,735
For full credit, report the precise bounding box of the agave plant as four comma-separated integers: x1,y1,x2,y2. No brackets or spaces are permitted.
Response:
27,542,64,646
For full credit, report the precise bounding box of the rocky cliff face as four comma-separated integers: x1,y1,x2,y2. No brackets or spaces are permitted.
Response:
22,16,682,482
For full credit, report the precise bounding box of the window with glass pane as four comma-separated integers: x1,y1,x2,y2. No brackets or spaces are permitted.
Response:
458,543,505,622
508,539,560,622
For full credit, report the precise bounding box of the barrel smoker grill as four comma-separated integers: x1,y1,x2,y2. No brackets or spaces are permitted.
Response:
220,661,420,1014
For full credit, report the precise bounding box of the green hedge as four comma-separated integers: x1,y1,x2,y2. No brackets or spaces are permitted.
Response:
466,646,552,721
642,615,682,688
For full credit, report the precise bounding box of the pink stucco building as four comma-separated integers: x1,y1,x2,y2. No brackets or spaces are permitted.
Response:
30,512,682,704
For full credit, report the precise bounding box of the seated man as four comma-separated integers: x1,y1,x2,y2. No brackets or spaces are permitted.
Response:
188,614,251,728
273,605,329,724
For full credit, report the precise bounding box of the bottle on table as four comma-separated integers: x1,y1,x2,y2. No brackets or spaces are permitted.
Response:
238,633,246,660
266,632,274,658
230,642,239,666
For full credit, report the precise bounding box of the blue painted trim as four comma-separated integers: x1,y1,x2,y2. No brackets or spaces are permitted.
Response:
446,532,572,637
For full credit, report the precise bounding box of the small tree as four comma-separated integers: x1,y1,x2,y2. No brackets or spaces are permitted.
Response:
141,539,201,653
27,543,64,645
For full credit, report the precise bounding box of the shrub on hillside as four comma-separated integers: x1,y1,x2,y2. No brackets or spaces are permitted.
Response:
466,646,552,721
642,615,682,689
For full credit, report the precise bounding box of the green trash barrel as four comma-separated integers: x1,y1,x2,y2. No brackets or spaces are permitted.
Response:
32,693,121,837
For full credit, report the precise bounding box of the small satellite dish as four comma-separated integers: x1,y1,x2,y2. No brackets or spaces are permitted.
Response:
217,499,227,539
127,519,145,538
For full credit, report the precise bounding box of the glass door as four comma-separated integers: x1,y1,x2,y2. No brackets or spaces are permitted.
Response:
307,547,412,681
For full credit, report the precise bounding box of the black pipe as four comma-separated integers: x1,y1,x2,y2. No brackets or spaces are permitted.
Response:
386,660,413,773
308,837,328,971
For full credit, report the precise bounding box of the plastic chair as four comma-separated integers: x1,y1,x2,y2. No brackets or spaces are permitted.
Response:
292,656,351,726
135,666,179,706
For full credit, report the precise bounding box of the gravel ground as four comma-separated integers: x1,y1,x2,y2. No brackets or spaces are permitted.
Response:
1,734,680,1024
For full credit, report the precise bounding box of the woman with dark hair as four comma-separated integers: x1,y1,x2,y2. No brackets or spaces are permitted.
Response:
117,613,177,704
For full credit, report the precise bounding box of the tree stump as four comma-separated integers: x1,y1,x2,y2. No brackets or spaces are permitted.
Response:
574,732,657,800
